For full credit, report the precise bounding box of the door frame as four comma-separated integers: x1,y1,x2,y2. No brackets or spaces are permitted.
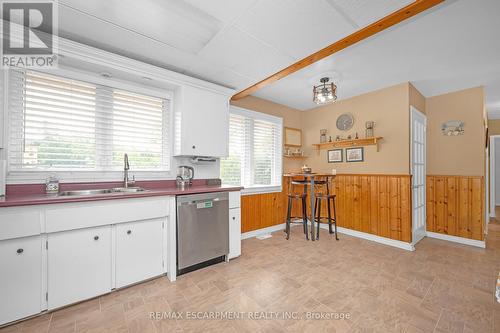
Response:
488,135,500,219
410,106,427,245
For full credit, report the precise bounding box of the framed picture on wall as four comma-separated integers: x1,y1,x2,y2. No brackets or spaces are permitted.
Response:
346,147,364,162
284,127,302,147
327,149,343,163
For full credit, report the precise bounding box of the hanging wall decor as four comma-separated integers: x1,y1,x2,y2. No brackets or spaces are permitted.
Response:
327,149,343,163
346,147,364,162
441,120,464,136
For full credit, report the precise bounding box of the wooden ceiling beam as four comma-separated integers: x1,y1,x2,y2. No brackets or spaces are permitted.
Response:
231,0,444,101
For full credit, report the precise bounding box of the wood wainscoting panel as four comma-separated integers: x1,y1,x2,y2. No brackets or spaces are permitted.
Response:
426,175,484,240
241,174,412,243
333,175,412,243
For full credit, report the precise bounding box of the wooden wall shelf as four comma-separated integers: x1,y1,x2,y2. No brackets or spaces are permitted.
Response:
284,155,308,159
312,137,383,153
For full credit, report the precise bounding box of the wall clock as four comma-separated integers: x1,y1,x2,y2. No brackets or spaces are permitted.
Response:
336,113,354,131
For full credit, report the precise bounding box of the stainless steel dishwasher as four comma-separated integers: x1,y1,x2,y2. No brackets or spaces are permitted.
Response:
176,192,229,275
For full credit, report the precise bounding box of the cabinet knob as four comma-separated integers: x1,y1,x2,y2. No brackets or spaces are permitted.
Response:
232,217,236,220
192,145,196,149
127,230,132,235
16,248,24,254
94,236,99,241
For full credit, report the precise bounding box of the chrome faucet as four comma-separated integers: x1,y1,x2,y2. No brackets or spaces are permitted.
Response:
123,154,134,188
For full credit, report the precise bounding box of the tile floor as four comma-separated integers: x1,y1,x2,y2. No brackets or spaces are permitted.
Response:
2,222,500,333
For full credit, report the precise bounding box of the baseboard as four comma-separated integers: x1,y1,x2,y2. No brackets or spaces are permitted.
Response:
317,224,415,251
241,223,285,240
426,231,486,248
240,222,414,251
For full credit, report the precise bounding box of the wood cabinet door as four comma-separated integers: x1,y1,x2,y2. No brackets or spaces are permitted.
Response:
0,236,42,325
115,218,164,288
47,226,112,310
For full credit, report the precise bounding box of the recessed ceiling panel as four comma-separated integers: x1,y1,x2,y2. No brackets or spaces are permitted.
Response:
235,0,356,60
59,0,222,54
57,5,200,74
326,0,414,28
198,26,294,81
183,0,258,24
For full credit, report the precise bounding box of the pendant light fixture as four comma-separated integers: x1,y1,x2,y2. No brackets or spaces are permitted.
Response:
313,77,337,105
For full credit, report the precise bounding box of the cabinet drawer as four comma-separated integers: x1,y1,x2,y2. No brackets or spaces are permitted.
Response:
115,218,164,288
0,208,41,241
47,226,112,309
46,197,169,233
0,235,42,325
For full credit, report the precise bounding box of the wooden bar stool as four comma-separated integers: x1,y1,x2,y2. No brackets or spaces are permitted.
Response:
313,177,339,240
285,178,309,240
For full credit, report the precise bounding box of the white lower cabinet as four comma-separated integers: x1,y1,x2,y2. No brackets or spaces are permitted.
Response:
228,208,241,259
47,226,112,310
0,236,42,325
115,218,164,288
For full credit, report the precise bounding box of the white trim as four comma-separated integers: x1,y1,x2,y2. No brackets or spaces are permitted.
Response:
240,222,414,251
426,231,486,249
241,186,282,195
36,65,173,100
489,135,500,217
317,224,415,251
241,223,285,240
410,106,427,245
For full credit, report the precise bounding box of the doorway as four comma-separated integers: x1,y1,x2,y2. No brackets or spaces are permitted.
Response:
488,135,500,219
410,106,427,245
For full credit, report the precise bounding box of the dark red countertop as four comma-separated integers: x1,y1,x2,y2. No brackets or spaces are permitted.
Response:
0,180,243,208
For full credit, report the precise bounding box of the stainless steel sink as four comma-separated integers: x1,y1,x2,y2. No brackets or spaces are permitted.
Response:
111,187,147,193
59,187,147,196
59,189,114,196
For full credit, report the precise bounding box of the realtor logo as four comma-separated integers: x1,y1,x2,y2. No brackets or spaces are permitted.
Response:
1,0,58,68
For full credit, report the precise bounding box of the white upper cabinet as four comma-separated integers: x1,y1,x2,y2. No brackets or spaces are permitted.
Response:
174,85,229,157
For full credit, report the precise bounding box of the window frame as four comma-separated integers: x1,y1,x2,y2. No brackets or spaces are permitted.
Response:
3,67,175,184
223,106,283,195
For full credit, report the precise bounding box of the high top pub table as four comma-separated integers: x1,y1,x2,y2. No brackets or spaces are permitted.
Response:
283,173,336,241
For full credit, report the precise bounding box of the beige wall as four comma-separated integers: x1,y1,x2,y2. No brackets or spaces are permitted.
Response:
230,96,303,172
232,84,485,178
426,87,485,176
409,83,426,114
301,83,411,174
488,119,500,136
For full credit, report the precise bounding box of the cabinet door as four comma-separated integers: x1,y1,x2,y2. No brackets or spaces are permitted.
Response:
0,236,42,325
180,85,229,157
228,208,241,259
115,218,163,288
47,226,112,310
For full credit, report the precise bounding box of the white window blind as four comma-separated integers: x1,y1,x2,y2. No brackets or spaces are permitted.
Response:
221,107,282,192
8,70,170,172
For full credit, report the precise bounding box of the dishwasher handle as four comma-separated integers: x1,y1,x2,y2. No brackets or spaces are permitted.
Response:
181,197,222,206
177,192,229,206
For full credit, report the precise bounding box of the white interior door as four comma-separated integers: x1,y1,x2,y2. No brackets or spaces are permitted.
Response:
411,107,427,244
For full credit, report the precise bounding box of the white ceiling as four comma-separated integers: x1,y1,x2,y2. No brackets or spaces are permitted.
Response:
53,1,411,98
253,0,500,111
52,0,500,113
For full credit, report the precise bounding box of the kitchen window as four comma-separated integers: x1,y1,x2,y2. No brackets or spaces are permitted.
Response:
221,106,283,194
6,69,171,180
